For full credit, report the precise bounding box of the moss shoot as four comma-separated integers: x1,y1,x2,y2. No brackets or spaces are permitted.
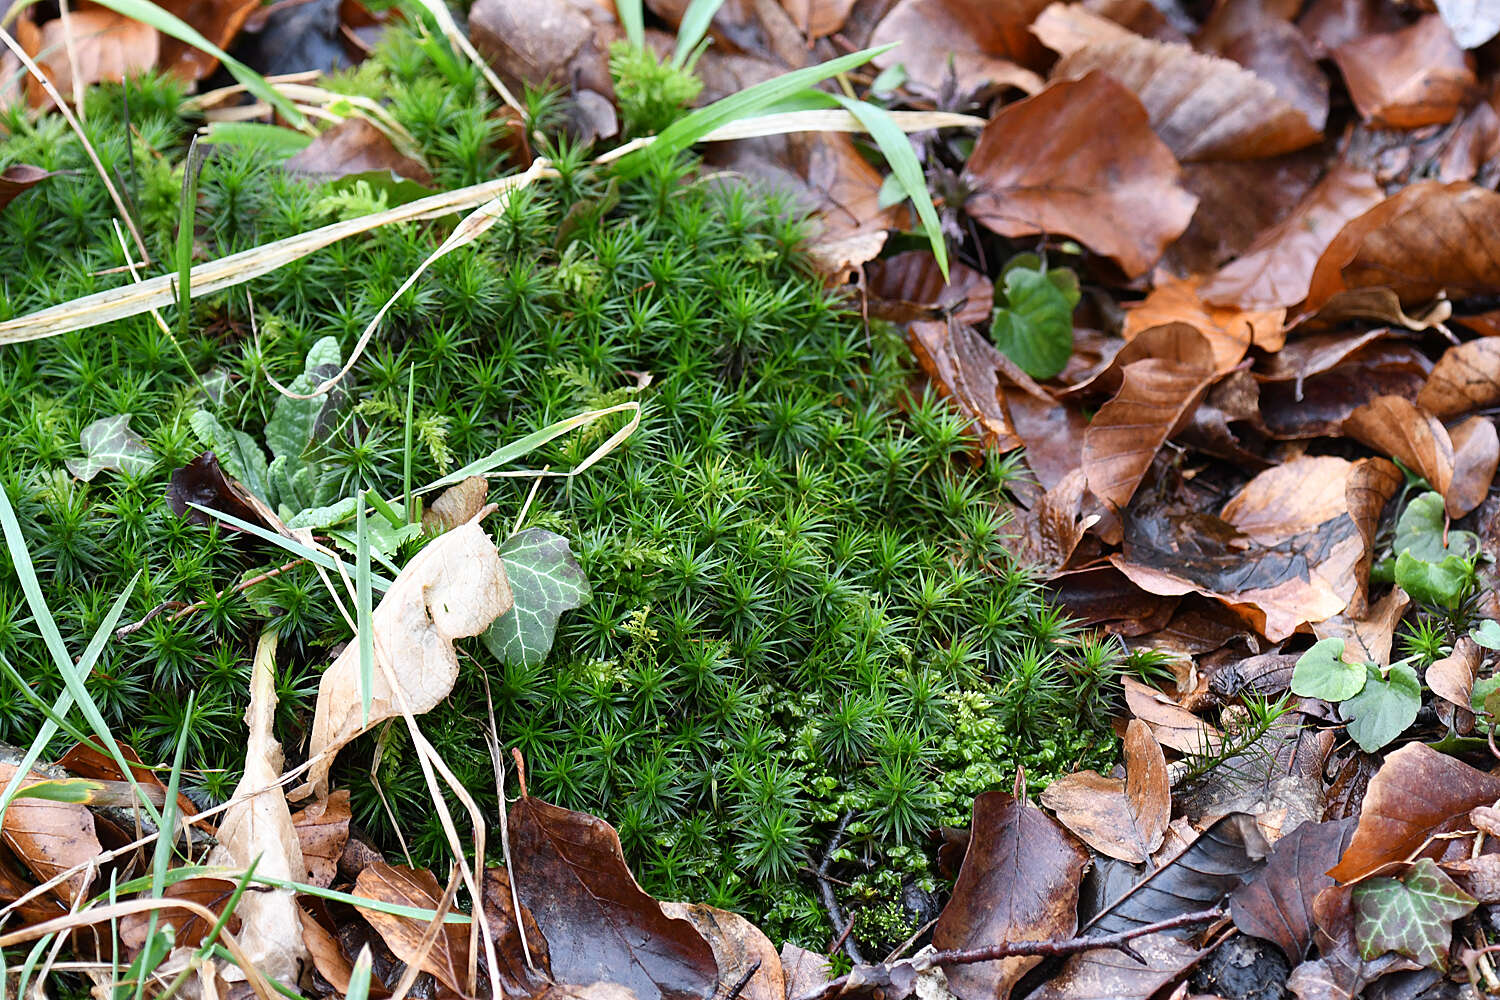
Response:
0,29,1122,944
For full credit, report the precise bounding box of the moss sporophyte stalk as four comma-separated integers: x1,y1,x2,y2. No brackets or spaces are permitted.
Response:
0,29,1124,947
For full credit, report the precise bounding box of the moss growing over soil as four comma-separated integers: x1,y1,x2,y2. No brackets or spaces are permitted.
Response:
0,31,1122,943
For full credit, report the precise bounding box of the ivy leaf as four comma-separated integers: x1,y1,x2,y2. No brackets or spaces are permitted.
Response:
66,414,155,482
264,336,342,462
482,529,591,668
1393,492,1479,561
1471,619,1500,651
1395,551,1475,610
1341,662,1421,752
1353,858,1475,969
188,409,269,500
1289,637,1367,702
991,263,1080,380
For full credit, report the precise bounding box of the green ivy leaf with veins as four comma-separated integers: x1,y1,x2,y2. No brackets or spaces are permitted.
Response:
66,414,155,481
990,259,1080,380
1289,637,1367,701
1395,551,1474,610
1353,858,1476,968
483,528,591,667
1340,661,1421,752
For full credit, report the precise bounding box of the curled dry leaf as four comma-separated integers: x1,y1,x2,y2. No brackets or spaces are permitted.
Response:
469,0,613,97
964,72,1197,279
354,862,470,994
1199,166,1384,311
421,475,490,535
779,0,856,39
1448,415,1499,518
508,796,717,1000
1038,720,1169,862
290,789,352,890
1229,817,1357,963
299,517,513,798
868,0,1047,97
1122,276,1286,372
660,903,784,1000
1345,456,1403,617
0,164,53,212
865,253,993,328
1332,15,1475,129
285,117,434,187
1312,585,1411,668
1328,742,1500,883
1343,395,1454,498
932,788,1090,1000
1122,676,1221,754
0,762,103,904
1305,181,1500,311
1428,636,1482,713
1034,3,1322,161
1082,326,1217,509
482,866,552,997
1419,337,1500,419
908,319,1023,452
1006,468,1090,575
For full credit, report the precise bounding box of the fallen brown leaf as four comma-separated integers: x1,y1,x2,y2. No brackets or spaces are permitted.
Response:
1419,337,1500,419
1229,817,1357,963
354,862,470,994
120,877,242,951
778,0,855,39
964,72,1198,278
1345,456,1403,616
285,117,434,187
1343,395,1454,498
299,516,513,798
1035,3,1322,161
661,903,785,1000
868,0,1047,97
1039,720,1170,862
508,796,717,1000
1327,742,1500,883
865,253,993,328
1167,153,1324,275
1123,275,1286,371
1123,676,1223,754
1007,468,1090,575
0,762,102,905
908,319,1023,452
1429,636,1482,715
1332,15,1476,129
1196,2,1329,135
0,164,53,212
780,943,831,1000
1312,586,1410,667
156,0,260,80
1448,415,1499,518
1082,326,1217,509
1024,934,1203,1000
933,787,1090,1000
481,865,552,997
34,8,158,107
421,475,490,535
290,790,351,890
469,0,613,98
1199,166,1384,311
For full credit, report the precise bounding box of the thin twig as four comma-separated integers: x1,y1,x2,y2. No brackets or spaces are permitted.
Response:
723,959,762,1000
816,811,864,966
116,558,306,636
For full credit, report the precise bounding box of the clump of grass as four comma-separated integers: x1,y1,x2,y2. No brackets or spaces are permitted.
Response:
0,26,1121,946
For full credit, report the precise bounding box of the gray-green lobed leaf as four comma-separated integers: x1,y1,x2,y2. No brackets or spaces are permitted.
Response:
483,528,591,668
264,336,342,462
1341,661,1421,753
66,414,155,481
1353,857,1475,969
1290,637,1367,702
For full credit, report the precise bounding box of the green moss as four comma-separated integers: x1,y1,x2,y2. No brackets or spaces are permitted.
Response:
0,31,1122,945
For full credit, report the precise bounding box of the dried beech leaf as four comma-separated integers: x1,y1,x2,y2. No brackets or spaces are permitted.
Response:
1312,586,1411,668
290,790,351,890
1332,15,1476,129
1023,934,1203,1000
1007,468,1090,575
1082,329,1217,509
1123,276,1285,372
119,877,241,951
1448,415,1499,518
964,72,1197,278
661,903,784,1000
868,0,1048,97
908,320,1022,452
33,9,158,107
1328,742,1500,883
1345,456,1404,617
1123,676,1222,755
0,762,102,904
0,164,54,212
354,863,470,994
1230,817,1357,963
1429,636,1482,712
421,476,490,535
285,117,434,186
508,796,717,1000
1343,395,1454,497
933,789,1088,1000
779,0,856,39
300,519,513,798
1419,338,1500,419
1038,720,1169,863
866,253,993,328
1035,3,1322,161
481,866,552,997
1200,167,1384,311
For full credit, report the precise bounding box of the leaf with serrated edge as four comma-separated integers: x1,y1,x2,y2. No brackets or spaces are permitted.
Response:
1353,858,1475,968
66,414,155,481
483,528,591,667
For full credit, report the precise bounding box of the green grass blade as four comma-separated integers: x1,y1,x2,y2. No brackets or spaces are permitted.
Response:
356,497,375,728
346,949,374,1000
612,44,894,177
85,0,305,126
403,364,417,523
183,503,392,591
173,137,206,391
425,401,640,491
0,485,162,829
673,0,726,68
830,94,948,279
134,693,192,1000
617,0,645,49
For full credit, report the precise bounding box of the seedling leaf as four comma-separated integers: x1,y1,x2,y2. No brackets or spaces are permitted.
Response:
1290,637,1367,702
1472,619,1500,650
1395,551,1474,610
265,336,341,461
1341,662,1421,752
482,529,591,667
1393,492,1478,561
991,264,1080,379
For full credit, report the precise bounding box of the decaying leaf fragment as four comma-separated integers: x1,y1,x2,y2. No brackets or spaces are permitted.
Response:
299,515,513,798
1038,720,1169,862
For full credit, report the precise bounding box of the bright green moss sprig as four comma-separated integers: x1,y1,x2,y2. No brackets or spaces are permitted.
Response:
0,27,1127,948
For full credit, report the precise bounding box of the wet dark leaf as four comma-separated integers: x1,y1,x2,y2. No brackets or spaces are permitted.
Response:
1231,817,1358,963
